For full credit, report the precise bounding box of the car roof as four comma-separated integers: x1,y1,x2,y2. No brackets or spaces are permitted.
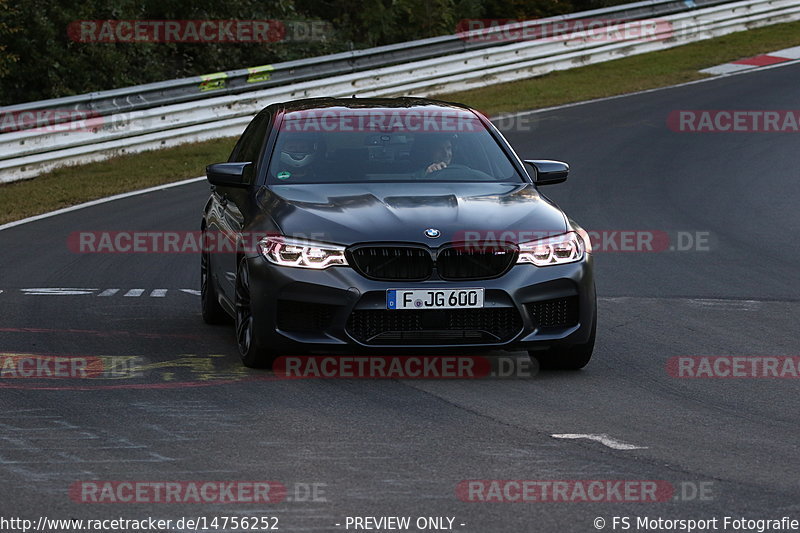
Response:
272,96,477,115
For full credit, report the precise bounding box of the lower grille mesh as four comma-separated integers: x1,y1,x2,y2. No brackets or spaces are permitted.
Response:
525,296,579,329
276,300,337,332
346,308,523,345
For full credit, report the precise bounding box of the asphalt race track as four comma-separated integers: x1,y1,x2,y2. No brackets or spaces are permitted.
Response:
1,62,799,532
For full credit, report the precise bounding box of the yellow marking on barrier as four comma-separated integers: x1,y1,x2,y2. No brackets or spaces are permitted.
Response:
247,65,275,83
199,72,228,92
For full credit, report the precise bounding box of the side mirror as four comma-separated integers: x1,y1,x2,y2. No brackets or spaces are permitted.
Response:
524,160,569,185
206,162,253,188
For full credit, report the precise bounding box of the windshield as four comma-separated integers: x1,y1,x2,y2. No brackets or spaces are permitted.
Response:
267,107,523,184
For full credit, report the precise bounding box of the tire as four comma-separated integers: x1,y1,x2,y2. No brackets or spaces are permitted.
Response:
234,257,276,368
529,318,596,371
201,247,229,325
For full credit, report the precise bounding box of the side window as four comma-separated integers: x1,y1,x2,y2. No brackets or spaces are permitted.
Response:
228,112,271,165
228,119,254,162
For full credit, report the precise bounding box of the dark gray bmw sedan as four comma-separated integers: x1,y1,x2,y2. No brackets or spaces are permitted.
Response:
201,97,596,369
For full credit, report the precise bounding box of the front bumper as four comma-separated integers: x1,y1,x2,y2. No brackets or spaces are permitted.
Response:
246,253,596,354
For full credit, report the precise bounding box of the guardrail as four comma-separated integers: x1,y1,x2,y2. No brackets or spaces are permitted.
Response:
1,0,798,183
0,0,729,128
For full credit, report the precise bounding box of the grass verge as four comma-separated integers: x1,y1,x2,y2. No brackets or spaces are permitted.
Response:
0,138,234,226
3,20,800,225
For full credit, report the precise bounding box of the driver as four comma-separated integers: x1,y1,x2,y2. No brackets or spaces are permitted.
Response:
423,137,453,174
412,136,454,179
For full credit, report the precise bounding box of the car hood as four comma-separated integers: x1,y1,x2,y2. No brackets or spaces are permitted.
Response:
257,182,568,245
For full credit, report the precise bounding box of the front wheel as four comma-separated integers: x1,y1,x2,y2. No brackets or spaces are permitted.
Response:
529,318,596,371
235,257,276,368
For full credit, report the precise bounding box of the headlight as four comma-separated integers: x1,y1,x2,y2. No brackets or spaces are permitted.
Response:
517,231,586,266
259,236,348,269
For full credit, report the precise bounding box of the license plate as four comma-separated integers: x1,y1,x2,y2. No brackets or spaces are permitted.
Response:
387,288,484,310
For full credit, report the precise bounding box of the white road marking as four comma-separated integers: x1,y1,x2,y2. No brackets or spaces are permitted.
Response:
687,298,762,311
701,46,800,76
21,288,97,296
599,296,770,309
0,176,205,232
700,63,753,76
124,289,145,297
97,289,120,297
775,45,800,60
12,288,197,297
551,433,647,450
